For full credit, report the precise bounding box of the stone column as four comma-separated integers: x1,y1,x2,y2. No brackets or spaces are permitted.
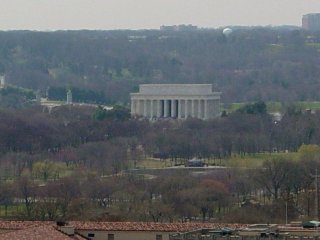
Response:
204,99,208,119
171,100,175,118
134,99,138,115
164,99,168,117
136,100,141,115
198,99,202,119
150,99,155,118
130,99,135,114
143,99,147,117
191,99,195,117
154,100,157,117
185,99,188,118
178,100,182,119
157,100,161,118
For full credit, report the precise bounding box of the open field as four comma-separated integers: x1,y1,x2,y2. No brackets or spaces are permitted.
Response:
225,152,297,168
306,43,320,49
134,158,171,169
133,152,298,170
295,101,320,110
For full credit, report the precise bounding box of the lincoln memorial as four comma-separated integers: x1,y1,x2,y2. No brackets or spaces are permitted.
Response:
130,84,221,120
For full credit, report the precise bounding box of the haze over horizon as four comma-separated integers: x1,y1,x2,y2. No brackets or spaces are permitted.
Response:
0,0,319,31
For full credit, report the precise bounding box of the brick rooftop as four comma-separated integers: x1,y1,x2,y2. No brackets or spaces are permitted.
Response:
0,220,248,239
70,221,247,232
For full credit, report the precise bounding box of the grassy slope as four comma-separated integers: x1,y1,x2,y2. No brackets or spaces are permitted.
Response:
222,101,320,113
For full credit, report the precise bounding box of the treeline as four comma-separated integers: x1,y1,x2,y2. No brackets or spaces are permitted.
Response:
47,86,110,104
0,105,319,221
0,104,319,163
0,86,35,108
0,29,320,103
1,147,319,223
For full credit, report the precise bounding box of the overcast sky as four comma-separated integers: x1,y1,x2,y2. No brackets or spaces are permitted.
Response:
0,0,319,30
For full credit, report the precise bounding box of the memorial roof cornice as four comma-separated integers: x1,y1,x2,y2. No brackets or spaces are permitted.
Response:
130,93,221,99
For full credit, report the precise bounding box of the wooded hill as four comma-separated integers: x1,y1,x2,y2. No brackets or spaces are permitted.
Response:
0,28,320,104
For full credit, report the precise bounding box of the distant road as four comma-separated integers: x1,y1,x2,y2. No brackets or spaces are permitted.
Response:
126,166,227,176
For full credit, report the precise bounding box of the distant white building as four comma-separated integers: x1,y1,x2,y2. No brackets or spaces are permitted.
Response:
130,84,221,120
66,90,72,104
302,13,320,31
0,75,5,88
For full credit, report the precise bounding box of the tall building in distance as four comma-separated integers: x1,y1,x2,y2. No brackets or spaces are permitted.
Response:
302,13,320,31
130,84,221,120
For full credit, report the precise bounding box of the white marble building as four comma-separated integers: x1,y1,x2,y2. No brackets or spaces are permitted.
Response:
130,84,221,120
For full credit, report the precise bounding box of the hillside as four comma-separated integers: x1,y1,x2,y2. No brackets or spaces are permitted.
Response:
0,28,319,103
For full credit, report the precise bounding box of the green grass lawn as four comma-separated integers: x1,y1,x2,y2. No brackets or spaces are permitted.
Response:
267,102,283,112
0,204,25,218
221,102,247,112
222,101,320,113
132,152,299,170
306,43,320,49
132,158,172,169
295,101,320,110
225,152,297,168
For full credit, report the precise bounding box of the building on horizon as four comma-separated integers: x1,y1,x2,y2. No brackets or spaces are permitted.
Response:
130,84,221,120
302,13,320,31
160,24,198,31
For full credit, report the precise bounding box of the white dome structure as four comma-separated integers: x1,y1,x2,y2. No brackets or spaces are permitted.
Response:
222,28,233,36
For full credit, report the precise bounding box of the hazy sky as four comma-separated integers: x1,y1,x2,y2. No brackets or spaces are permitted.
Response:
0,0,319,30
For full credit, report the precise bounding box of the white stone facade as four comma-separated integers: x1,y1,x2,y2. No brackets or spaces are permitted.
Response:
66,90,72,104
130,84,221,120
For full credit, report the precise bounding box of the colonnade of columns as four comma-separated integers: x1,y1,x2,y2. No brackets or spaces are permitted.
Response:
131,98,211,120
